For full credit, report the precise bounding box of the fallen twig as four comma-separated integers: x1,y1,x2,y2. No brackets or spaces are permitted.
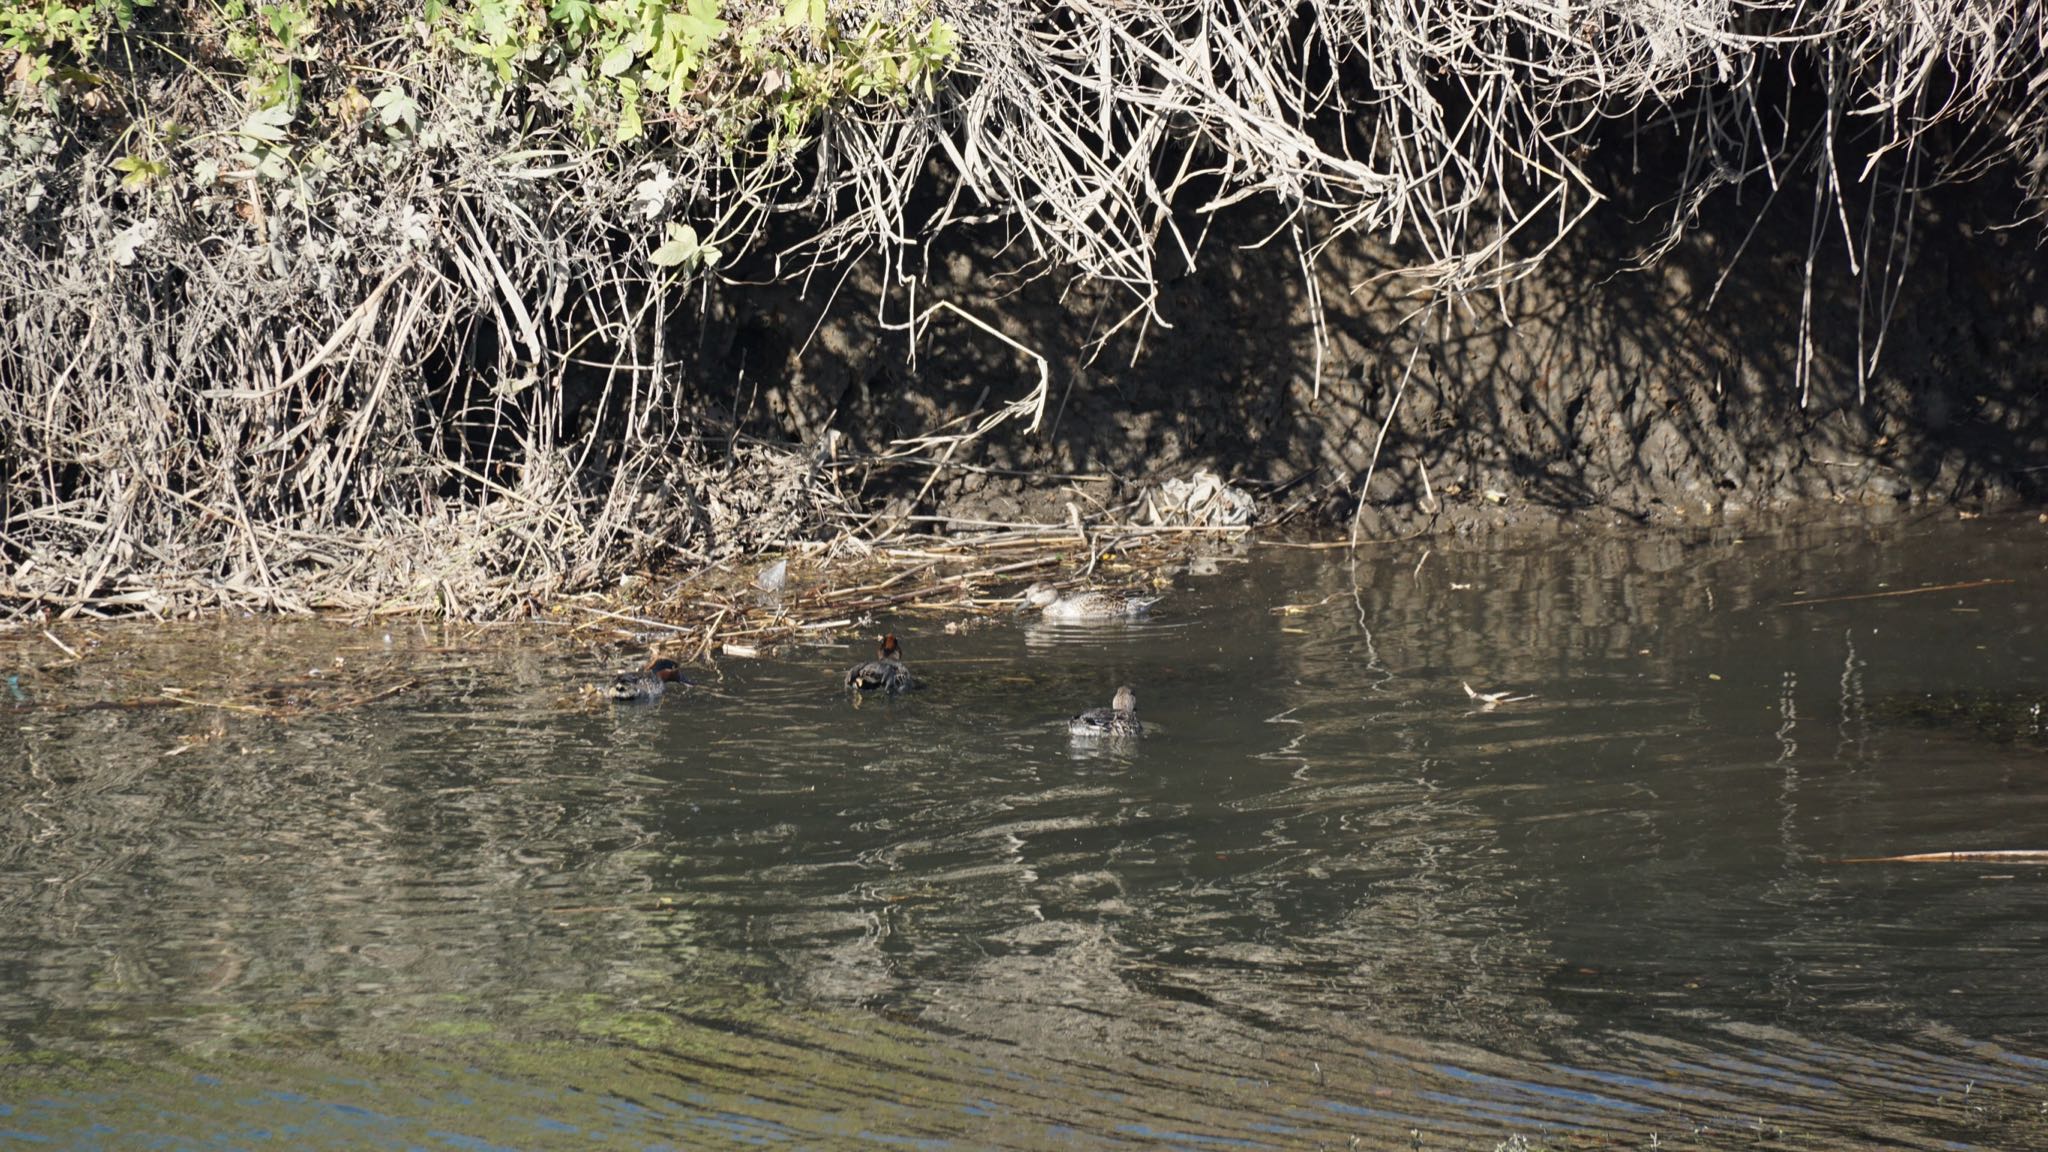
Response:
1833,850,2048,864
1773,579,2014,609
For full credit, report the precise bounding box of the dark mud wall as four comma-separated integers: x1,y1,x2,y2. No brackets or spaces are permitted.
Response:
686,156,2048,536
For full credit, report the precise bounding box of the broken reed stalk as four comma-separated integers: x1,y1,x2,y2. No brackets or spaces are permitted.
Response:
1772,580,2017,609
1833,850,2048,865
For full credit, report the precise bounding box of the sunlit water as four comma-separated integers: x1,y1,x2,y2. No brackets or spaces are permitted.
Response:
3,511,2046,1149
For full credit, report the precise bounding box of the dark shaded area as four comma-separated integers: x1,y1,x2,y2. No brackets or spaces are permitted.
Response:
680,115,2048,535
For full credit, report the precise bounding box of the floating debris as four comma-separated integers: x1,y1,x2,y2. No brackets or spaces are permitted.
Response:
1463,681,1536,711
1146,469,1257,528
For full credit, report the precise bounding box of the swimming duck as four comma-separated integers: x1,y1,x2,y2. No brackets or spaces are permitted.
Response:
845,634,916,694
1069,685,1143,738
1022,582,1162,621
609,658,688,703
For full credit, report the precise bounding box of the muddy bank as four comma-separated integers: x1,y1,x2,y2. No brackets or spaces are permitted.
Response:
695,166,2048,539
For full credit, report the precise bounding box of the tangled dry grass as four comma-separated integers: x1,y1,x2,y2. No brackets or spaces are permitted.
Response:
2,0,2044,619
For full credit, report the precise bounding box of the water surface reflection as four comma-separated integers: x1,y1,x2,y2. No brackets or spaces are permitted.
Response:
3,511,2045,1148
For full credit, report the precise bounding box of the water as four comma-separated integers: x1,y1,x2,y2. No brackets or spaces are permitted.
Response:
3,511,2046,1149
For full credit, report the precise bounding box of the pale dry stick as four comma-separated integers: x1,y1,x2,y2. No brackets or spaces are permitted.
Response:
228,261,415,400
157,687,273,716
935,71,1152,290
63,505,121,614
323,280,430,519
1835,850,2048,864
696,606,729,662
1091,522,1253,537
224,472,290,613
444,234,519,376
906,301,1051,436
912,554,1074,588
877,383,991,545
571,604,696,634
867,409,997,463
1771,579,2013,609
818,560,941,599
886,513,1082,532
1350,339,1425,554
822,304,1052,544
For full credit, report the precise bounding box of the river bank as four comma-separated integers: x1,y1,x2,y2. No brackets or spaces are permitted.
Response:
5,2,2045,621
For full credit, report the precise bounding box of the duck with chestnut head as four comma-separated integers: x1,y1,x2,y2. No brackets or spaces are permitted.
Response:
610,658,689,703
845,634,916,694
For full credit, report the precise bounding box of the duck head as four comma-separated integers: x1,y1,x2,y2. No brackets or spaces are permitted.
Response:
879,634,902,661
1113,685,1137,712
1022,583,1060,609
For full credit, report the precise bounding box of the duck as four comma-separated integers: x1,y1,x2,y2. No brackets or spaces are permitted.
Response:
1069,685,1143,738
609,658,688,703
844,634,916,694
1022,582,1162,621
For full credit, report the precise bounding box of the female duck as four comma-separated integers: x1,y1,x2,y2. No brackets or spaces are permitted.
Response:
610,658,688,703
845,634,916,694
1024,582,1161,621
1069,685,1143,738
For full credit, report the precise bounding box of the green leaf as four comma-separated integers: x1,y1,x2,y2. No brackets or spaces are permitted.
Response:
780,0,823,31
925,19,956,61
238,103,294,144
676,0,724,46
649,221,698,267
647,22,677,75
423,0,444,24
372,87,420,136
111,154,164,190
548,0,592,35
615,77,642,141
599,40,636,76
254,146,291,180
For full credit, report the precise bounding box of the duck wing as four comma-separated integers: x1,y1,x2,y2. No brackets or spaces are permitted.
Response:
847,659,915,693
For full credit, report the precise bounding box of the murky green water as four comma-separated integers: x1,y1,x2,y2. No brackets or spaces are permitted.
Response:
4,512,2046,1149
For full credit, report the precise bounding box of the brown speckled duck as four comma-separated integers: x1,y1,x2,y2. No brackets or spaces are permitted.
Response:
1069,685,1143,738
1023,582,1162,621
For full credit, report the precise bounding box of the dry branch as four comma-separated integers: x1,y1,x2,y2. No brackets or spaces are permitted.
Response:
1834,851,2048,864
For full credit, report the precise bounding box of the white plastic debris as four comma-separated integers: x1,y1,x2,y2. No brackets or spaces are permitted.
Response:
1146,469,1256,528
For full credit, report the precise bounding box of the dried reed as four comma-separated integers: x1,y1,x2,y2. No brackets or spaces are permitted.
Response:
3,1,2042,620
